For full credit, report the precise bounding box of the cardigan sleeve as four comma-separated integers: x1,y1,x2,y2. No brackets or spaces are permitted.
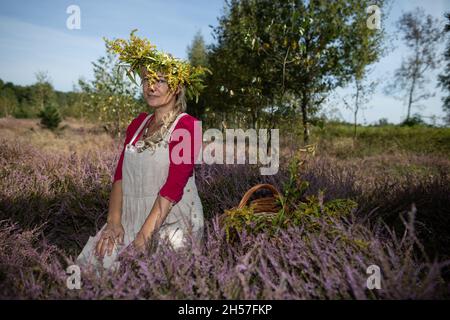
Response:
158,115,202,204
113,112,148,183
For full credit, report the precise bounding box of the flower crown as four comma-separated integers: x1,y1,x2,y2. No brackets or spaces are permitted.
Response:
103,29,211,103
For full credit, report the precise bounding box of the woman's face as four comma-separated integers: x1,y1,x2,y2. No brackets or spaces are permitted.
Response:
141,70,178,109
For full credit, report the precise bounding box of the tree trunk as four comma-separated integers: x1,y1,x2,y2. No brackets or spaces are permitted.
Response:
406,76,416,121
354,80,361,142
266,105,278,154
301,94,310,145
407,45,420,122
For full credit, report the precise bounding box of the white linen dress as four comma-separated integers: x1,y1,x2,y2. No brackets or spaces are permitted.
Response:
76,112,204,270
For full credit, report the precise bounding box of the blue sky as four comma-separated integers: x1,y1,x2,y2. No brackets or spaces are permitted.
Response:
0,0,449,125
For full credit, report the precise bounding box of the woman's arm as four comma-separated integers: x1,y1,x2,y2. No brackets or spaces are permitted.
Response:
95,179,126,257
107,179,123,225
135,195,174,247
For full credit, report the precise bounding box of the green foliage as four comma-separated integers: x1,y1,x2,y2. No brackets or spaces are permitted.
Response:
77,51,144,137
187,30,209,68
312,122,450,157
386,8,443,122
12,104,33,119
222,188,358,244
0,86,18,117
282,155,310,211
208,0,389,142
376,117,390,126
400,113,426,127
438,12,450,125
186,31,210,119
222,150,358,244
291,194,358,233
31,71,57,117
0,72,59,119
38,103,62,130
0,78,85,120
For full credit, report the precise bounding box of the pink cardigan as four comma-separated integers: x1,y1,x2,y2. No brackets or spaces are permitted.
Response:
113,112,201,204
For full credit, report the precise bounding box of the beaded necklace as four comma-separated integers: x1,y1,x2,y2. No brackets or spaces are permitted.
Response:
135,115,174,152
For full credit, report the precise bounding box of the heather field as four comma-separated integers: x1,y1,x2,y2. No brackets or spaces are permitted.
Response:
1,116,450,299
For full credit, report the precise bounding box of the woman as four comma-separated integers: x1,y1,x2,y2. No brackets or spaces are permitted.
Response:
76,40,206,270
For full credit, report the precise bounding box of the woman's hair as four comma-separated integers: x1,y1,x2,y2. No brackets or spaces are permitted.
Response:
139,81,187,153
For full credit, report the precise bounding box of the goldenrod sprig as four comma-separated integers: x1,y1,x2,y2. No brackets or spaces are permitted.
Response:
103,29,211,102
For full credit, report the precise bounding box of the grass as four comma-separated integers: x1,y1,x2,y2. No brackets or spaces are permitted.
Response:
302,122,450,159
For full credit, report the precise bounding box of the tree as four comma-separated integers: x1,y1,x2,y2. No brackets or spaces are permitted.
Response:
187,30,209,68
343,77,378,141
0,80,19,117
0,78,86,120
209,0,389,144
206,2,275,130
38,102,62,130
386,8,443,122
187,31,210,119
400,113,426,127
342,1,388,141
78,50,143,137
376,117,390,126
438,12,450,125
31,71,57,117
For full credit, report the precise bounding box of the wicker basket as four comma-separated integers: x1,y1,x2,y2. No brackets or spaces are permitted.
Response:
219,184,284,225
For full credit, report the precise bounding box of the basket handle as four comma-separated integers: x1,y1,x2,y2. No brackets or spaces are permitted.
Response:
237,184,282,209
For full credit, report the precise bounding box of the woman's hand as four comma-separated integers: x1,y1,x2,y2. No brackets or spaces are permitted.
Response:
132,231,151,252
95,222,125,258
129,195,173,252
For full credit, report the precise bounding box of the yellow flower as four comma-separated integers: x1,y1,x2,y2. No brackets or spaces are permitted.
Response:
104,29,211,102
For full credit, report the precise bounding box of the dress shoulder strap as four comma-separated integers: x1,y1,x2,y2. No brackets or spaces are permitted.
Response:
129,113,153,145
166,112,188,137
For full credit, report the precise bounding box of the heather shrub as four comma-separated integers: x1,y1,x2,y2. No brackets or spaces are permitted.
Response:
0,221,68,299
1,207,448,299
0,138,115,256
195,163,288,220
1,118,450,299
